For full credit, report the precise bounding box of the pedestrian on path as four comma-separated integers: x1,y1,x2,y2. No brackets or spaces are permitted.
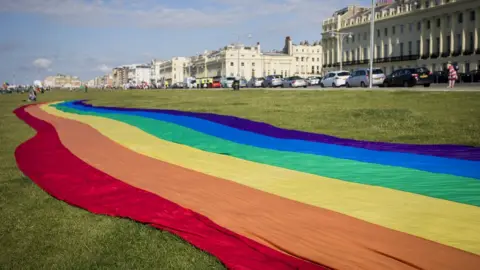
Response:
447,63,457,89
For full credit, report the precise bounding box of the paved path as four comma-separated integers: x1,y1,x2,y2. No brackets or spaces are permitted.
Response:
254,83,480,92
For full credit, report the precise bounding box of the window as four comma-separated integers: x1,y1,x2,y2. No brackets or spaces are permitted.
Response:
427,20,430,30
384,44,388,57
363,32,367,40
317,57,319,61
470,10,476,21
465,62,470,73
446,35,451,51
408,41,412,55
352,50,355,61
426,39,430,55
446,15,451,27
384,27,388,36
409,23,413,32
457,34,462,50
241,62,244,67
301,57,304,61
363,47,368,59
230,62,234,66
437,18,441,27
296,57,299,61
252,62,255,67
352,35,355,42
417,21,421,31
470,32,475,51
436,37,440,54
400,42,404,56
376,45,381,58
425,0,430,8
312,58,315,62
458,12,463,23
416,40,421,54
392,26,396,35
377,29,380,37
400,24,404,34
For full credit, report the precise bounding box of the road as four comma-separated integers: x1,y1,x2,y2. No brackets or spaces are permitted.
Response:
259,83,480,91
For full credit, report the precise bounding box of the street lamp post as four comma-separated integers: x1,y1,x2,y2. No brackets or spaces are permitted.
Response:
324,30,352,71
368,0,375,88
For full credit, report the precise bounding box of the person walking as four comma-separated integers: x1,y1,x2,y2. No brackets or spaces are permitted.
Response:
447,63,457,89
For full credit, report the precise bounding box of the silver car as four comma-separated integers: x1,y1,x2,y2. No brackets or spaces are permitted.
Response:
247,77,264,88
320,71,351,87
306,76,321,85
282,76,307,88
262,75,283,88
346,68,386,87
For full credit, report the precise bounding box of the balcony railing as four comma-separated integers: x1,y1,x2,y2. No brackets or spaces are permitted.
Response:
421,54,430,59
322,64,327,68
441,51,451,57
452,50,461,57
391,56,401,61
463,50,473,55
476,48,480,54
431,53,439,59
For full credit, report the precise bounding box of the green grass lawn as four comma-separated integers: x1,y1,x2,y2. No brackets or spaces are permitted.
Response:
1,89,479,269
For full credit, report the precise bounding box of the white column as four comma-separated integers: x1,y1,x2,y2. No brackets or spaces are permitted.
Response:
475,7,480,51
439,15,444,53
420,18,425,55
461,11,466,51
381,40,385,58
429,18,433,55
450,12,456,53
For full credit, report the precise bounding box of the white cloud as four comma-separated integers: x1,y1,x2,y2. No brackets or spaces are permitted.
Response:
0,0,355,28
95,64,111,73
32,58,52,69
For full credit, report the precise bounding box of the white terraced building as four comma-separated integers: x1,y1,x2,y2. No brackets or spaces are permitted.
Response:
321,0,480,74
154,36,323,84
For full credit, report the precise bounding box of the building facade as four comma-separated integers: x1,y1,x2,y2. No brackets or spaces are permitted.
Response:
102,36,323,86
157,57,189,85
43,74,81,88
180,36,323,83
322,0,480,74
132,65,151,85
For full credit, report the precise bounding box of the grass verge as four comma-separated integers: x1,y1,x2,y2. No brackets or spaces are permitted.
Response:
1,89,479,269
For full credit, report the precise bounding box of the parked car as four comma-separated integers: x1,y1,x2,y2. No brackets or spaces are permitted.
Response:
382,67,433,87
221,77,236,88
247,77,264,88
461,70,480,83
183,77,197,89
306,76,321,86
171,82,185,89
211,76,222,88
320,71,351,87
263,75,283,88
240,78,248,88
346,68,385,87
282,76,308,88
433,71,461,84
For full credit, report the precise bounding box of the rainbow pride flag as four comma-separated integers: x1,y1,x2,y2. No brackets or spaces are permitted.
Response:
14,101,480,270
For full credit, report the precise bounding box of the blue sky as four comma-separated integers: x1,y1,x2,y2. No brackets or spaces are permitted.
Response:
0,0,367,84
